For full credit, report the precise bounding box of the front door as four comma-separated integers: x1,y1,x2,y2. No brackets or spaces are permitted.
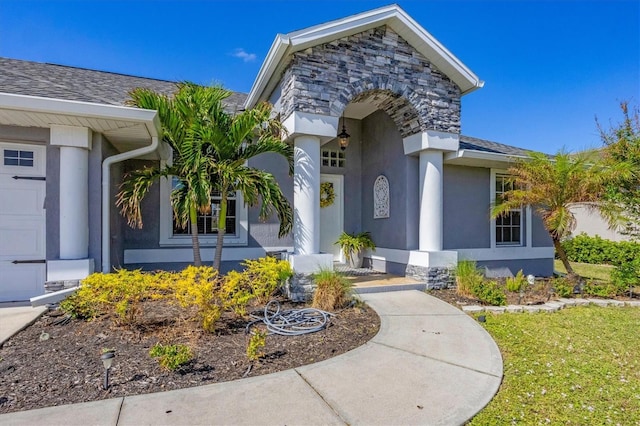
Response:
319,174,343,261
0,142,46,302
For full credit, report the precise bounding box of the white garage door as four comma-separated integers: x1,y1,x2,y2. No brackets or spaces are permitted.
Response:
0,142,46,302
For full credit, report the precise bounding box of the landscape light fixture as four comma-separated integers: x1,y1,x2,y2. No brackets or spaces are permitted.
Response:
100,351,115,390
338,112,350,151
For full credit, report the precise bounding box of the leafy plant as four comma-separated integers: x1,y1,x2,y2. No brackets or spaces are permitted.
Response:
551,277,574,298
246,329,267,361
505,269,527,293
454,260,484,298
172,266,224,332
609,258,639,297
312,269,353,311
149,343,193,371
583,280,619,298
471,280,507,306
561,233,640,265
335,231,375,266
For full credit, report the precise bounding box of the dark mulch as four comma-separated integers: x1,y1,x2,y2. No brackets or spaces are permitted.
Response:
0,299,380,414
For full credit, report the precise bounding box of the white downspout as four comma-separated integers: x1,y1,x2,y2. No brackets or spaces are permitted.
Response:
101,136,159,273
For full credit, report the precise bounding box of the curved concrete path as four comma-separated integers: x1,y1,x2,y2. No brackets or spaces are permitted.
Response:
0,291,503,425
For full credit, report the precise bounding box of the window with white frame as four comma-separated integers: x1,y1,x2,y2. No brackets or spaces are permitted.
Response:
159,174,248,246
494,174,522,246
171,179,237,236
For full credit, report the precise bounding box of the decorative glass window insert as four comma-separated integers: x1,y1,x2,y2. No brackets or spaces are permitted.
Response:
373,175,390,219
3,149,34,167
321,149,345,168
171,178,237,236
495,174,522,245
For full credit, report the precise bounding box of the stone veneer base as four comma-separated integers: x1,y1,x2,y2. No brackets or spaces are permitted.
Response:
405,265,454,290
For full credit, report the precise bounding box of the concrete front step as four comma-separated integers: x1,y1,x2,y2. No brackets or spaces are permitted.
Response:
354,283,427,294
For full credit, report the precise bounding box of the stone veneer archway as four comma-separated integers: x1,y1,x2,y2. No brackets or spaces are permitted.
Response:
278,25,462,137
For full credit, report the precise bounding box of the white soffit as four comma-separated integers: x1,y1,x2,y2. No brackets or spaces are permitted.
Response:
245,4,484,109
0,92,160,153
444,149,524,168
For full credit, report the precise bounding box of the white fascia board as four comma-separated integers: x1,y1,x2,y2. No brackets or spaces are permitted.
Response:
245,35,291,109
386,13,484,94
403,130,459,155
0,92,159,138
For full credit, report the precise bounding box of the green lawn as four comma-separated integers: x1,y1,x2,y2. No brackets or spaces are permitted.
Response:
554,259,614,282
470,307,640,425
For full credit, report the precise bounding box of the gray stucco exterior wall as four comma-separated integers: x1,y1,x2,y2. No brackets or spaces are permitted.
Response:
532,212,553,247
443,165,491,249
320,118,363,235
247,152,294,248
361,110,411,250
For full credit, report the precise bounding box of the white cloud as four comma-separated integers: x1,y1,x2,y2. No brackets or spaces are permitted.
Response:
231,48,257,63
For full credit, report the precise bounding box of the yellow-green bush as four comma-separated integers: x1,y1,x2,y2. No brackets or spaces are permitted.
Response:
240,257,293,304
149,343,193,370
505,269,527,293
60,269,171,324
172,266,224,332
246,329,267,361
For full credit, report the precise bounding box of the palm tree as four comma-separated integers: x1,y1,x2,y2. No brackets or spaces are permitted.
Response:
117,83,229,266
490,150,629,277
189,99,294,270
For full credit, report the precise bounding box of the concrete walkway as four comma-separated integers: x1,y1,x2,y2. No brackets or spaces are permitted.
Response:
0,305,47,346
0,291,503,425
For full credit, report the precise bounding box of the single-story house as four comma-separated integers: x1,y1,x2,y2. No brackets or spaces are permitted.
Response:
0,5,554,303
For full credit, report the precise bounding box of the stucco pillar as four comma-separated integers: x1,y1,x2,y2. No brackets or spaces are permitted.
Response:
48,125,94,282
293,134,321,255
419,150,444,252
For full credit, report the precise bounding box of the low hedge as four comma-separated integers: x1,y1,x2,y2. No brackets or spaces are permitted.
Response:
561,233,640,265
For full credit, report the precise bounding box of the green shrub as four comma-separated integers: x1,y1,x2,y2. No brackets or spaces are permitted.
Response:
149,343,193,370
562,233,640,265
610,259,640,297
454,260,484,298
551,277,574,298
505,269,527,293
246,329,267,361
471,280,507,306
312,269,353,311
583,280,619,298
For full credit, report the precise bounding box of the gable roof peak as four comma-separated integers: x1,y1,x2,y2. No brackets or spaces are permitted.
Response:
246,4,483,109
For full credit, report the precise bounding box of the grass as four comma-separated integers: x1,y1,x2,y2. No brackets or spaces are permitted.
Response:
470,307,640,425
554,259,614,282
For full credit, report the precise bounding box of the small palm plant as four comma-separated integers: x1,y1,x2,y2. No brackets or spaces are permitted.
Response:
335,231,375,268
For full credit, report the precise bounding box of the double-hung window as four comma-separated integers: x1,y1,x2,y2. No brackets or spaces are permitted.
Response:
494,174,522,246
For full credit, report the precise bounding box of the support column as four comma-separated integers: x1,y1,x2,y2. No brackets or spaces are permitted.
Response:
293,135,321,255
59,145,89,259
48,125,94,283
419,150,444,252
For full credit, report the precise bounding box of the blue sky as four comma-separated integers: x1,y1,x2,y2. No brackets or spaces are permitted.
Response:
1,0,638,154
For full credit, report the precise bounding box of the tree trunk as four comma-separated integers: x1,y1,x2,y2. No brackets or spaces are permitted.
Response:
190,205,202,267
553,237,575,275
213,190,228,271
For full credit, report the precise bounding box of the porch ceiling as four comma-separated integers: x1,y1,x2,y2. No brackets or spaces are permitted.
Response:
0,92,161,157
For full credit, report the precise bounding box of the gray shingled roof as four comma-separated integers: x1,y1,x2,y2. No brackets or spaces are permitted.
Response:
459,135,530,156
0,57,247,112
1,58,530,155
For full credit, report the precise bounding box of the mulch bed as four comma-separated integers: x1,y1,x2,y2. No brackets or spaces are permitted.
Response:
0,299,380,414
